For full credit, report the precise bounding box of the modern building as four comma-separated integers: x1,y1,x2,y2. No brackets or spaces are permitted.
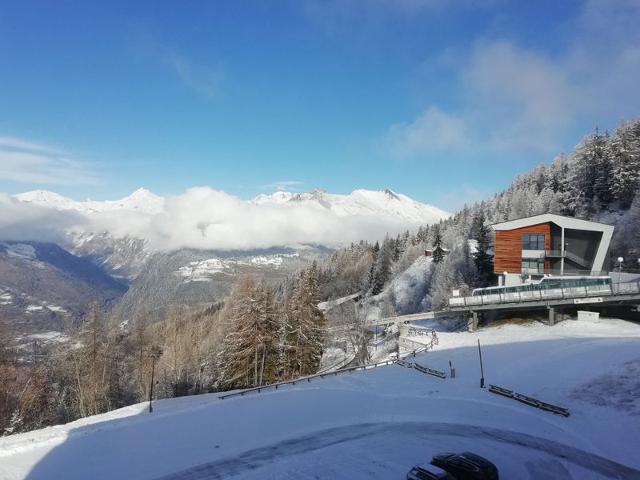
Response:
491,214,614,286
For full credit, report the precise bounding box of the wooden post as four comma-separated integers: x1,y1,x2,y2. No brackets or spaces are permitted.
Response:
148,345,162,413
477,339,485,388
148,355,156,413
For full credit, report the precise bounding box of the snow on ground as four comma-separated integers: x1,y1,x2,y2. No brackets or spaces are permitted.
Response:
2,244,37,260
177,259,228,282
44,305,66,313
24,305,44,313
384,255,433,314
177,254,296,283
1,318,639,480
24,331,69,344
248,255,284,267
0,292,12,305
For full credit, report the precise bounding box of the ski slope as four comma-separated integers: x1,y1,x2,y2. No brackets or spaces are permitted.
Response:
1,318,639,480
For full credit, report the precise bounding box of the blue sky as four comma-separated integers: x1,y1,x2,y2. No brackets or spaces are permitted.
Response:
0,0,638,210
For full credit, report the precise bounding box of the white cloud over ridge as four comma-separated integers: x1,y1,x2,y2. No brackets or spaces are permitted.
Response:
2,187,448,251
0,194,86,243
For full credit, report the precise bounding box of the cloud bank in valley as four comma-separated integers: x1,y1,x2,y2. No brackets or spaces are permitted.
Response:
0,194,87,244
1,187,445,251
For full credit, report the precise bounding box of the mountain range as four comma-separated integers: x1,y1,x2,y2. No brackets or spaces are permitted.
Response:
16,187,447,226
2,187,449,333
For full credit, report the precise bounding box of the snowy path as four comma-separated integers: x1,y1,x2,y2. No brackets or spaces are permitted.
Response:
157,421,640,480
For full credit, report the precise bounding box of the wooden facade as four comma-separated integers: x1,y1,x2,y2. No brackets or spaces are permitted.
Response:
494,223,551,274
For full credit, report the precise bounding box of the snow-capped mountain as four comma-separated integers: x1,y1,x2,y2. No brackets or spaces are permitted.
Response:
16,187,448,226
253,188,450,225
15,188,165,215
7,187,449,286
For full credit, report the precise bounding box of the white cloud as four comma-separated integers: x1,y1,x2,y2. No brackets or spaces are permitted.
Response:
385,106,469,157
384,1,640,157
131,34,223,99
1,186,444,251
99,187,430,250
0,137,99,185
261,180,304,192
0,193,86,243
161,50,223,99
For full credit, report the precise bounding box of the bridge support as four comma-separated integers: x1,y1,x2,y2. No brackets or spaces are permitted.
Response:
548,307,556,326
468,311,478,332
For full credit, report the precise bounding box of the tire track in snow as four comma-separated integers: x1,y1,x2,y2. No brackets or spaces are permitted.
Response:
156,421,640,480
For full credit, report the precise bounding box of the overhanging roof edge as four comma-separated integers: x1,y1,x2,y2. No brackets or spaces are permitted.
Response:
491,214,614,233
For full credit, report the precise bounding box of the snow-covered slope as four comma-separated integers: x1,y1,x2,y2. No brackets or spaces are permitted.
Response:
253,188,449,225
1,318,638,480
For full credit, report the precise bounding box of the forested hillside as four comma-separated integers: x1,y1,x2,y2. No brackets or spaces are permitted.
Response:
315,118,640,313
1,118,639,436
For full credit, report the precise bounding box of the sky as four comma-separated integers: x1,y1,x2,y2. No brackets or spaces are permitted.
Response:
0,0,639,211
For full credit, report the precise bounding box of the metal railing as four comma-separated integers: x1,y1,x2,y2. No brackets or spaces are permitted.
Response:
542,249,589,267
218,359,397,400
448,278,640,309
563,250,590,268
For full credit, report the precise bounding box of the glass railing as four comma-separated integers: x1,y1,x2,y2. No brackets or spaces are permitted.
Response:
448,278,640,308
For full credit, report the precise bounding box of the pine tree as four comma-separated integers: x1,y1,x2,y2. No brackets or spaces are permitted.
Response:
431,225,445,264
365,241,380,292
594,132,613,208
370,237,393,295
217,277,280,389
610,120,640,208
572,130,608,214
472,212,495,287
416,225,429,244
286,262,325,377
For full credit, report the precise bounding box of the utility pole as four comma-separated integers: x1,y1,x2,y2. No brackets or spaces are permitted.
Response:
477,339,485,388
148,345,163,413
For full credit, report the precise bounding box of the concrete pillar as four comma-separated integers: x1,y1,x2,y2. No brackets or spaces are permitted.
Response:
548,307,555,326
468,311,478,332
560,227,565,276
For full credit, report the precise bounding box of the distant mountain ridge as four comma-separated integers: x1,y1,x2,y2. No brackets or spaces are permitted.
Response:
11,187,449,277
15,188,165,215
253,188,449,225
15,187,448,225
4,187,450,329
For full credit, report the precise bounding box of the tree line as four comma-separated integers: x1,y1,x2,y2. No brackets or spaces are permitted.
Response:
0,262,325,435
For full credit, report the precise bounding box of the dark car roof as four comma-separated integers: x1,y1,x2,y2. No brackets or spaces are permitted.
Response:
460,452,495,469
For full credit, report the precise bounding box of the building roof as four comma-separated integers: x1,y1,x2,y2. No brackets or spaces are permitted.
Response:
491,214,614,233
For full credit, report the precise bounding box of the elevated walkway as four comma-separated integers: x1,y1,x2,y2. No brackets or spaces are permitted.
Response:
364,278,640,328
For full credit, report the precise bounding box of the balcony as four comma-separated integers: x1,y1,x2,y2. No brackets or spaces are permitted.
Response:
522,267,544,275
545,249,565,258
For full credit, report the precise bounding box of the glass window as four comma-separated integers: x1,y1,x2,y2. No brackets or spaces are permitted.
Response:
522,233,545,250
522,258,544,273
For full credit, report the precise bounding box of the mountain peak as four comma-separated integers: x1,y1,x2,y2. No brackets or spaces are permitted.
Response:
15,190,79,210
383,188,400,200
